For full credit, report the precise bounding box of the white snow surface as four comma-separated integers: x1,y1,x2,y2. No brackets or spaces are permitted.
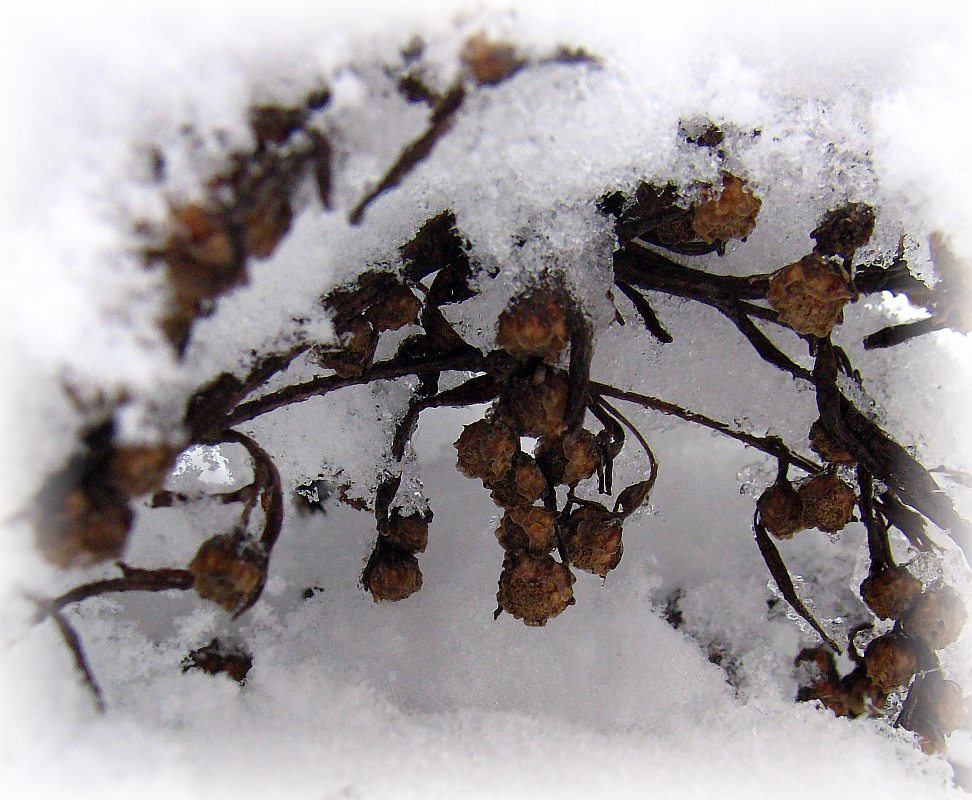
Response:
2,1,972,798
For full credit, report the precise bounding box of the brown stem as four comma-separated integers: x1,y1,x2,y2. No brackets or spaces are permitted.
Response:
591,382,820,473
753,513,842,653
33,599,106,713
857,465,894,571
225,351,486,427
46,565,194,614
349,83,466,225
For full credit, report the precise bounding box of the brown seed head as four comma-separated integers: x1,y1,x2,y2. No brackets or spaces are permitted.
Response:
313,318,378,378
496,506,558,554
563,503,624,577
798,473,856,533
496,291,569,364
860,566,922,620
454,418,518,484
169,203,235,267
489,453,547,508
497,551,575,627
190,534,267,615
243,196,293,260
767,254,853,338
757,481,805,539
906,674,967,735
499,367,569,437
363,546,423,602
811,202,876,260
459,33,525,86
808,419,855,465
691,174,761,243
864,633,920,691
36,483,133,568
364,282,421,332
537,430,601,487
108,443,180,496
383,508,431,554
903,586,967,650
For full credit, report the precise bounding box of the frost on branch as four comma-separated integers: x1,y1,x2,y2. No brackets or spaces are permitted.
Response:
22,27,971,767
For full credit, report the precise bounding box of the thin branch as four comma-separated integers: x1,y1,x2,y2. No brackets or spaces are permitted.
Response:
225,351,486,427
614,282,673,343
45,565,194,614
591,382,820,474
863,317,945,350
349,83,466,225
857,465,894,571
34,600,106,713
753,513,842,653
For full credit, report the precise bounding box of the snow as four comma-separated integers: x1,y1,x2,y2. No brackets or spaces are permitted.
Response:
2,1,972,798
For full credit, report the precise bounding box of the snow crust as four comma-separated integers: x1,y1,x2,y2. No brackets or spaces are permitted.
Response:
2,1,972,798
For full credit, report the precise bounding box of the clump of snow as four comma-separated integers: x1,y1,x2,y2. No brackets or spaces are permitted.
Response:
2,1,972,798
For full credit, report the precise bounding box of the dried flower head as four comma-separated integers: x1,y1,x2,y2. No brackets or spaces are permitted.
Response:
489,453,547,508
182,638,253,685
383,508,431,554
496,506,558,554
563,503,624,577
864,633,920,691
808,419,855,465
313,318,378,378
798,473,856,533
363,546,423,602
906,673,967,736
459,33,525,86
537,429,601,487
454,417,518,484
108,442,180,496
903,586,967,650
767,254,853,338
496,290,569,364
363,282,421,333
691,174,761,243
811,202,876,260
35,482,133,568
860,566,922,620
190,534,267,615
496,551,575,627
757,481,805,539
499,367,569,437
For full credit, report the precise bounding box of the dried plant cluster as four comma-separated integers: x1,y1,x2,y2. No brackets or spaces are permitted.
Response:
26,34,970,756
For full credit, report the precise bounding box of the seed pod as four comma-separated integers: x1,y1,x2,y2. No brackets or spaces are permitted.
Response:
182,638,253,685
906,673,966,735
169,203,235,267
383,508,431,554
903,586,967,650
107,442,181,496
757,480,804,539
864,633,919,691
489,453,547,508
496,291,569,364
459,33,525,86
691,173,761,243
313,318,378,378
860,566,922,620
454,417,518,484
536,429,601,487
808,419,855,465
798,473,856,533
190,534,267,615
910,719,947,756
837,668,888,718
496,551,575,627
496,506,558,554
562,503,624,577
766,253,853,338
499,367,568,437
811,202,875,260
364,282,421,333
363,545,423,602
36,482,133,568
243,195,293,260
